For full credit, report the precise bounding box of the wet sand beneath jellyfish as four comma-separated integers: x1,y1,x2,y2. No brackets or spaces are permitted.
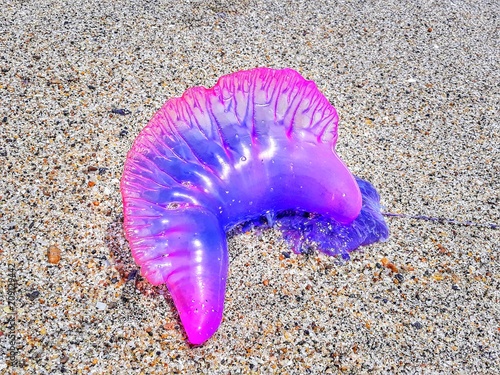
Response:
0,0,498,373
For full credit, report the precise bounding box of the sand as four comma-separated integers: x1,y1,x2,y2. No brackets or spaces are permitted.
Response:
0,0,498,373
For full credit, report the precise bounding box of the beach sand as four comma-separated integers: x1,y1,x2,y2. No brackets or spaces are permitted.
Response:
0,0,498,373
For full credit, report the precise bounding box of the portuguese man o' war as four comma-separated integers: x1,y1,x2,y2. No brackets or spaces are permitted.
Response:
120,67,389,345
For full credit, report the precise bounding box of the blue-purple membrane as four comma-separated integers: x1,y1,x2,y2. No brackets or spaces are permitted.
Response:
234,177,389,260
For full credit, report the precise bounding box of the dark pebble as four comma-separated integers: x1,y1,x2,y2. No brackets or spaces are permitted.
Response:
27,290,40,301
281,251,291,259
412,322,423,330
98,167,108,175
119,130,129,137
112,108,131,116
375,262,382,269
88,85,96,90
395,273,404,283
2,117,7,123
127,270,138,281
452,285,459,290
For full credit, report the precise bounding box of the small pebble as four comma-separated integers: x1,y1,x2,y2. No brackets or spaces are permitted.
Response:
127,270,138,281
412,322,423,330
112,108,131,115
47,245,61,264
96,302,107,310
163,322,176,330
27,291,40,301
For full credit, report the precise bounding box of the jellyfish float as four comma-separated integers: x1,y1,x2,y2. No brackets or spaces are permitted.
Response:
121,67,389,344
